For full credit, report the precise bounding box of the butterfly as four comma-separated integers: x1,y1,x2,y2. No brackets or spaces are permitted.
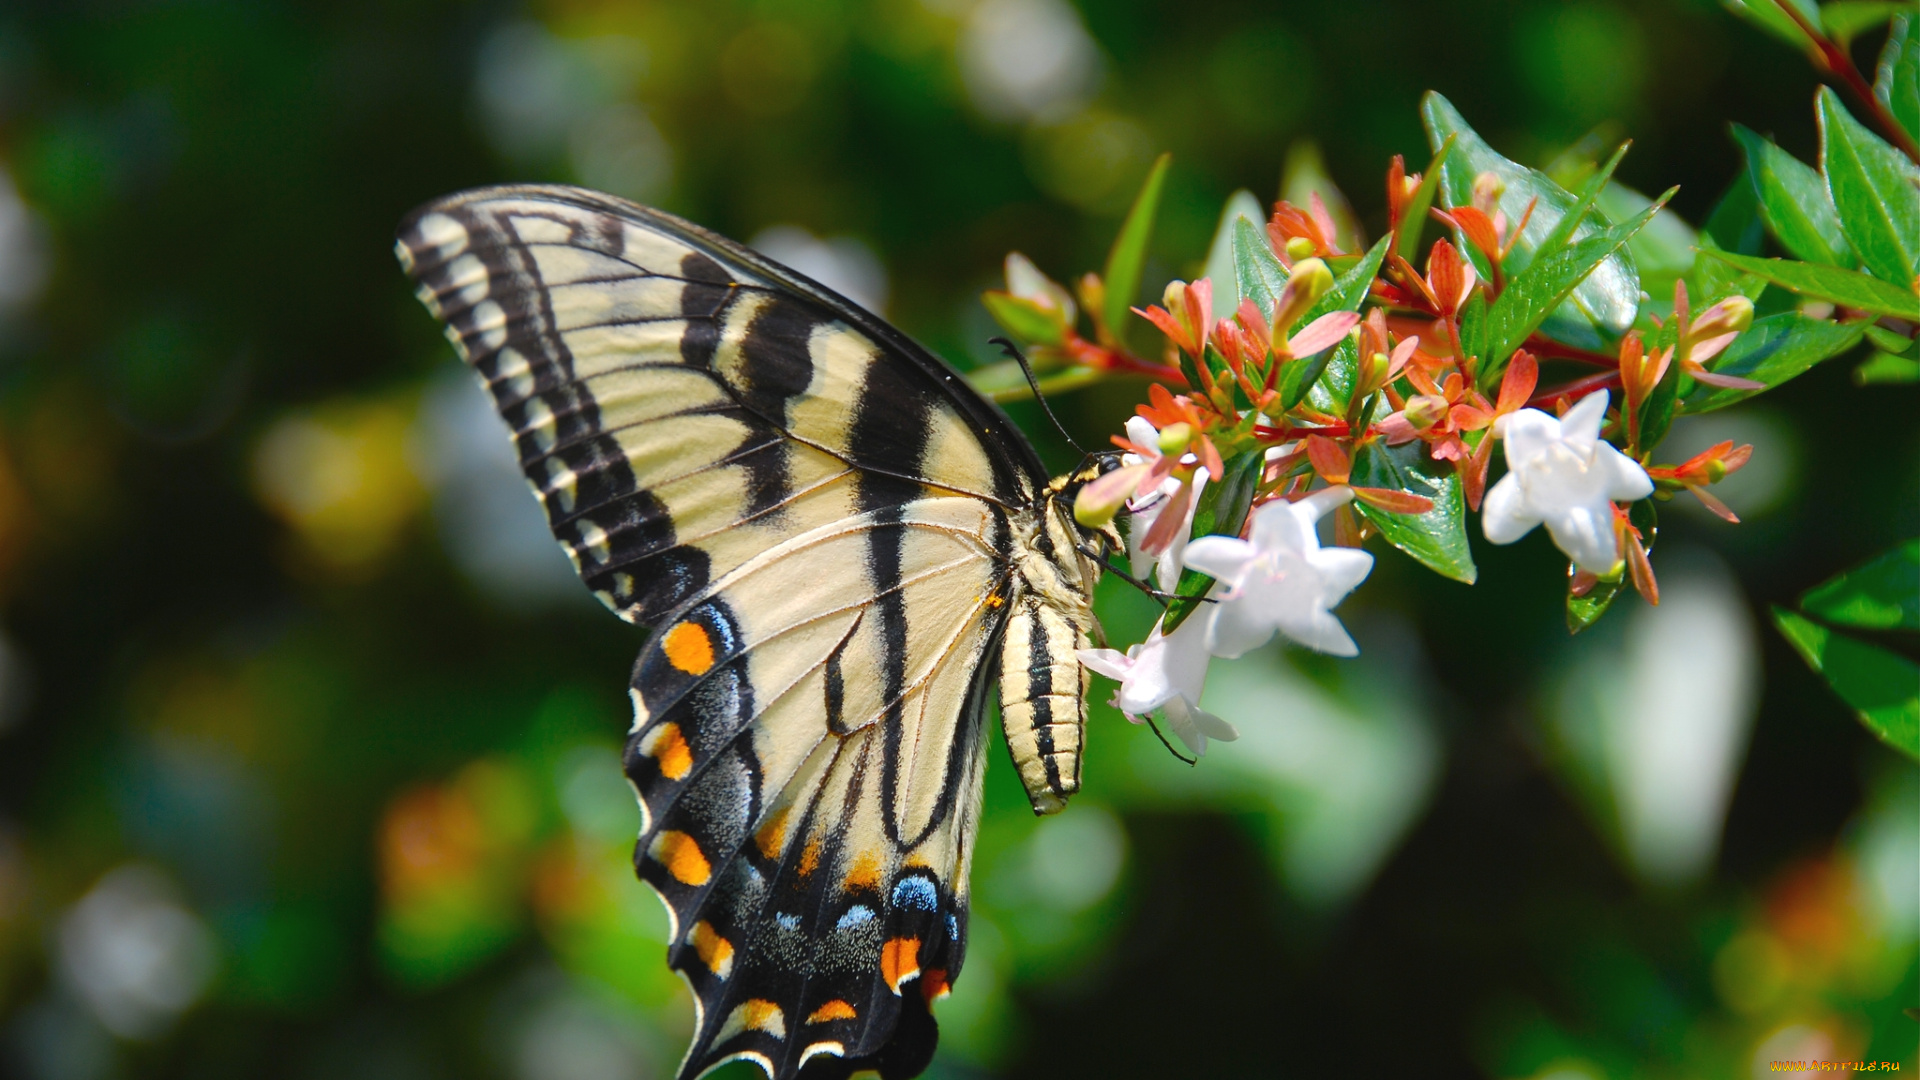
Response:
395,185,1117,1080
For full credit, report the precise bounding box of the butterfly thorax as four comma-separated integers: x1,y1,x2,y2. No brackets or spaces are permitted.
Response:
997,485,1104,815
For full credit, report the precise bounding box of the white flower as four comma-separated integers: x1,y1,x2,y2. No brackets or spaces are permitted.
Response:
1180,486,1373,658
1482,390,1653,575
1077,608,1239,757
1121,416,1208,590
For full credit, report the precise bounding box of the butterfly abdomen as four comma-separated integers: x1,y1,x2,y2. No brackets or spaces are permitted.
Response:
998,500,1098,815
997,593,1090,814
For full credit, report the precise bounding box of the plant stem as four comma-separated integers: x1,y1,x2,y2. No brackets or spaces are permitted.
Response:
1772,0,1920,164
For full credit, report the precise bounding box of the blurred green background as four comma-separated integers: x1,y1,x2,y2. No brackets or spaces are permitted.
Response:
0,1,1913,1078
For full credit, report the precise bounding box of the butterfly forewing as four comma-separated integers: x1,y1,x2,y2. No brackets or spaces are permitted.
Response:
395,186,1046,1080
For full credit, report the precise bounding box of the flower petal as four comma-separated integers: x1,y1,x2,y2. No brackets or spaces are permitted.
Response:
1180,535,1255,584
1286,309,1361,358
1480,474,1538,544
1075,648,1135,682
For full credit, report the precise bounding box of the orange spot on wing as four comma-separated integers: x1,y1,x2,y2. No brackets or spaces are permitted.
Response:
755,808,789,861
920,968,950,1002
652,830,711,886
985,593,1004,608
799,838,820,878
844,851,881,891
662,621,715,675
807,1000,857,1024
689,920,735,979
742,998,784,1035
645,722,693,780
880,937,921,994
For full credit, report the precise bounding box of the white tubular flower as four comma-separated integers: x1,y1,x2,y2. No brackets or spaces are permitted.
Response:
1181,486,1373,659
1482,390,1653,575
1122,416,1208,591
1077,608,1238,757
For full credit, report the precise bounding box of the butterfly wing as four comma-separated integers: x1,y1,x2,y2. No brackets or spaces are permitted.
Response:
396,186,1042,1080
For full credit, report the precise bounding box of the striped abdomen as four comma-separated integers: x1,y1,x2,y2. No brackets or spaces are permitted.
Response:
998,593,1091,814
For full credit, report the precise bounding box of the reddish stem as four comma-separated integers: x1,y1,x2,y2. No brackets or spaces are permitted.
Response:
1773,0,1920,164
1522,334,1620,368
1528,370,1620,407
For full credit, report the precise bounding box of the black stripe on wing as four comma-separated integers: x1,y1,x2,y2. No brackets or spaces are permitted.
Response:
395,185,1045,629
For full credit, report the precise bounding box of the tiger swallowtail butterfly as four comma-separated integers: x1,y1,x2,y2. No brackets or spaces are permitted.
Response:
397,185,1114,1080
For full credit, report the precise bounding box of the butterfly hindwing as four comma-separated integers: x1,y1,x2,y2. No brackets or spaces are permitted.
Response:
395,186,1047,1080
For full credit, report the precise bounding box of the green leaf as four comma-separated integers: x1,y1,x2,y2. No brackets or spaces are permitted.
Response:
1290,236,1388,412
1773,606,1920,760
1534,141,1629,259
1456,289,1489,372
1350,439,1476,583
1818,87,1920,289
981,291,1067,347
1101,152,1171,342
1822,1,1909,42
1567,501,1656,634
1878,13,1919,145
1161,452,1262,634
1681,311,1867,411
1480,192,1669,388
1395,135,1454,265
1863,323,1916,352
1720,0,1824,48
1856,350,1920,382
1203,190,1266,320
1422,92,1641,350
1703,173,1767,256
1731,124,1854,267
1231,216,1288,318
1696,249,1920,317
1801,539,1920,630
1598,179,1699,285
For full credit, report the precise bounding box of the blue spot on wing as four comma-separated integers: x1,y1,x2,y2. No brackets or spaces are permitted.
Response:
891,875,938,912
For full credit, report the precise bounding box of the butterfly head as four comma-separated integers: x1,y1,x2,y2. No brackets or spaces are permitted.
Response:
1047,450,1128,558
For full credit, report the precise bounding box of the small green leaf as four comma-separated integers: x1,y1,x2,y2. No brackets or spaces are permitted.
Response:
1863,323,1916,352
1720,0,1824,48
1773,606,1920,760
1422,92,1641,350
1801,539,1920,631
1480,192,1669,388
1567,501,1656,634
1856,350,1920,382
1681,311,1867,411
1231,215,1288,318
1818,87,1920,289
1395,135,1454,265
1161,452,1263,634
1203,190,1267,320
1822,1,1909,41
1101,152,1172,343
1877,13,1919,144
1696,249,1920,317
1350,439,1476,583
982,291,1067,346
1731,124,1854,267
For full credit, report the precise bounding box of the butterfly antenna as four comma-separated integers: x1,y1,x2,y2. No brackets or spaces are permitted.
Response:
989,336,1086,456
